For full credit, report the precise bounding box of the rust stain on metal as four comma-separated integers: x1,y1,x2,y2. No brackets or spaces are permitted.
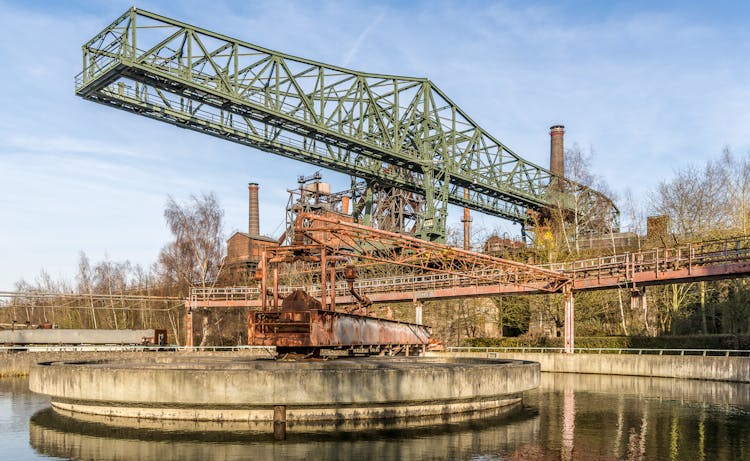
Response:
248,308,430,348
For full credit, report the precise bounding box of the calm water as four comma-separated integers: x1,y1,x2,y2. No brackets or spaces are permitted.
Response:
2,373,749,460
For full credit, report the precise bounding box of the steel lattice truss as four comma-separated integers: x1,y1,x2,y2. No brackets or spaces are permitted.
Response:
357,181,425,235
268,213,570,293
76,7,619,240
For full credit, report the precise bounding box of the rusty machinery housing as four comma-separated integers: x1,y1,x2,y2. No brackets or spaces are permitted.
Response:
248,289,430,354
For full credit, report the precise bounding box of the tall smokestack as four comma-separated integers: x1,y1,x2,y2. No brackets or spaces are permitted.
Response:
248,182,260,236
549,125,565,191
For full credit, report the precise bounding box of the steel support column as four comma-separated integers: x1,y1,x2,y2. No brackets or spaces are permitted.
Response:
564,288,575,353
260,251,267,311
320,248,327,309
329,266,336,312
185,301,193,351
273,265,279,310
630,287,646,310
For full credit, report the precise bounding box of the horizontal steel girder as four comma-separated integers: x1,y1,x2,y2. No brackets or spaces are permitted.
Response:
76,7,618,229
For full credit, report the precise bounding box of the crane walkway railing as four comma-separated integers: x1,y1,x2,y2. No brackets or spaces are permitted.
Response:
190,269,545,303
544,235,750,285
445,346,750,357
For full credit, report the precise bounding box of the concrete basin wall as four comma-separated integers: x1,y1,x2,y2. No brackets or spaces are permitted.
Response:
430,352,750,383
0,349,274,378
29,357,539,422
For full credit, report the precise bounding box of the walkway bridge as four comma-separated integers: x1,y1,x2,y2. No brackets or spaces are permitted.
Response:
552,236,750,290
189,224,750,352
192,225,750,308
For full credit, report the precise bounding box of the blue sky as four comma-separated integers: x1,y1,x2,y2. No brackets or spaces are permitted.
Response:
1,0,748,289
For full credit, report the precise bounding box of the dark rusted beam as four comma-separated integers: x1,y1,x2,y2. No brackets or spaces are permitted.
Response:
329,266,336,312
248,309,430,348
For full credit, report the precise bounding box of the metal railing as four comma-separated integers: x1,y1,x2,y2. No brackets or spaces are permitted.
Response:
0,345,275,353
445,346,750,357
545,235,750,280
190,286,259,300
190,267,554,303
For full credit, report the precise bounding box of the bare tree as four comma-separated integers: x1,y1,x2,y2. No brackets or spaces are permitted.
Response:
565,144,597,187
650,161,728,238
76,252,98,328
644,148,750,335
620,189,645,240
158,192,226,294
548,143,619,257
717,147,750,235
92,258,132,329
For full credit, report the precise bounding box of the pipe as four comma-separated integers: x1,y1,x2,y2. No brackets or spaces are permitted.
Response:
320,249,327,310
344,264,372,311
330,266,337,312
348,282,372,307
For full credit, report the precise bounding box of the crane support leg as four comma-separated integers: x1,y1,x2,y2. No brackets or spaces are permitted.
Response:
564,289,575,354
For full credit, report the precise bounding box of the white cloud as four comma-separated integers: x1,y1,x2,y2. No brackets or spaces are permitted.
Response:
342,11,385,67
3,133,153,160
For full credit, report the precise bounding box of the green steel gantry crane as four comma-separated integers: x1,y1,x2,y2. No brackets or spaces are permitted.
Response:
76,7,618,241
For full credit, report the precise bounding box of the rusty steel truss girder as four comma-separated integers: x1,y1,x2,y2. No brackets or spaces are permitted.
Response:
188,234,750,310
268,212,570,292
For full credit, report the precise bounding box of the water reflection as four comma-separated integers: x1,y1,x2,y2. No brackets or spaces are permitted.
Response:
21,373,750,461
1,377,55,461
561,387,574,461
541,372,750,407
30,406,540,461
534,373,750,461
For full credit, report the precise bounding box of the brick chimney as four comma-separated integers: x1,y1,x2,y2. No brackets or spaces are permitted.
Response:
248,182,260,236
549,125,565,191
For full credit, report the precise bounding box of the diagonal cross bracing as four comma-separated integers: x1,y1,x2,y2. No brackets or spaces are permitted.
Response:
265,213,571,294
76,7,618,241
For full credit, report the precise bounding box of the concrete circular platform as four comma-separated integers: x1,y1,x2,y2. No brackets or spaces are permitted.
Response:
29,356,539,423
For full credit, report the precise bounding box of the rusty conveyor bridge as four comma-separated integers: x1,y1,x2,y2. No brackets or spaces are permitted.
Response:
192,231,750,308
189,231,750,353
